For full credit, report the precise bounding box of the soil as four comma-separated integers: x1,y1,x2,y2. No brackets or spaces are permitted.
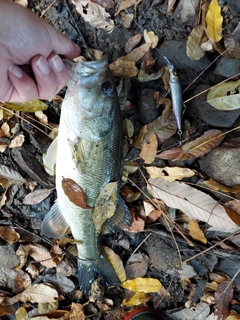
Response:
1,0,240,319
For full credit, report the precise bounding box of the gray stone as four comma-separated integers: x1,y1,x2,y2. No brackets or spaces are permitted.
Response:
191,85,240,128
214,57,240,78
157,40,210,71
199,142,240,187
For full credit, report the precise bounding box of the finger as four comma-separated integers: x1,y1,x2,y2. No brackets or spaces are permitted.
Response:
31,54,69,100
47,26,81,59
7,65,39,102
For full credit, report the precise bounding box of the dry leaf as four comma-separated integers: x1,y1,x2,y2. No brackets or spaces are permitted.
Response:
121,277,162,293
126,43,151,62
28,244,57,269
121,12,134,28
122,291,151,307
207,79,240,110
115,0,142,15
8,134,25,149
125,34,142,53
14,0,28,7
226,310,240,320
109,57,138,77
206,0,223,43
5,99,48,112
23,188,54,205
157,130,224,161
214,281,233,319
148,177,237,230
188,219,207,244
0,226,20,244
71,0,114,32
93,181,118,232
123,118,134,138
0,164,26,186
203,178,240,194
140,132,158,164
186,25,205,60
102,246,126,282
0,305,15,317
6,283,58,305
146,111,177,145
62,177,92,209
143,30,159,48
35,110,48,125
128,208,145,232
90,0,114,9
133,125,148,148
125,253,148,279
145,166,195,182
167,0,177,15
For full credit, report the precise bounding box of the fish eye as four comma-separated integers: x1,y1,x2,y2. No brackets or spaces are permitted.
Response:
101,81,112,93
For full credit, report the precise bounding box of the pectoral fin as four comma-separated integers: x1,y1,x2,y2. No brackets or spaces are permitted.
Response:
42,136,58,176
41,200,69,239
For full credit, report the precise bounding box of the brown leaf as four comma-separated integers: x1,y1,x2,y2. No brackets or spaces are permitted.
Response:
188,219,207,244
125,253,148,279
128,208,145,232
126,43,151,62
224,204,240,226
90,0,114,9
157,129,225,161
65,302,85,320
109,57,138,77
214,281,233,319
140,132,158,164
0,305,15,317
28,243,57,269
125,34,142,53
62,177,92,209
0,226,20,243
23,188,54,205
6,283,59,305
203,178,240,194
14,270,31,294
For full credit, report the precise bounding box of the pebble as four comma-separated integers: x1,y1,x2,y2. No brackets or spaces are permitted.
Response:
214,57,240,78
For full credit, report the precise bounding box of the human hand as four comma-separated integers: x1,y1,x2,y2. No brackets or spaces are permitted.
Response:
0,0,80,102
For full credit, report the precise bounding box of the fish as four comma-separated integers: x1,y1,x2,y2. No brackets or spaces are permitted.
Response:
41,58,127,294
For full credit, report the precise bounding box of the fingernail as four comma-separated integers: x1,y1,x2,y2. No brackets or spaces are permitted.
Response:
9,65,23,78
35,56,50,75
49,55,64,73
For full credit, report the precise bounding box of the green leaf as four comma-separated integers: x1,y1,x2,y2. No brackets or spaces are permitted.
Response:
5,99,48,112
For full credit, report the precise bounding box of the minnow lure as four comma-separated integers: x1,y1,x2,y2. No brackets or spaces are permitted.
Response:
163,56,183,145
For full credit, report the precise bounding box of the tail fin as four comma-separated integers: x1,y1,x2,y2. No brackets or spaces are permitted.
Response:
78,254,120,294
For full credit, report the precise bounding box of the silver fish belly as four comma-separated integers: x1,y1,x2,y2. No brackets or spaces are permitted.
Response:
42,59,123,293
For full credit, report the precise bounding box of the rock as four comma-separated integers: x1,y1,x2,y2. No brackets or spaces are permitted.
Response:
137,88,159,124
157,40,210,71
214,57,240,78
191,85,240,128
199,140,240,187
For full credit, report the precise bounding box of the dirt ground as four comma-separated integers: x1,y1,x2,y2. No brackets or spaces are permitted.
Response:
1,0,240,319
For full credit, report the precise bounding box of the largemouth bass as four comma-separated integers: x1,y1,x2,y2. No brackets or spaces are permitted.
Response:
42,58,125,293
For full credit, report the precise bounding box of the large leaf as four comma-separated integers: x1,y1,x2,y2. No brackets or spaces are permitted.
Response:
148,177,237,230
186,25,205,61
206,0,223,43
71,0,114,32
207,79,240,110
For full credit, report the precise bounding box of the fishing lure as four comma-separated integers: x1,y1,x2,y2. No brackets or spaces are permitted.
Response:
163,56,183,145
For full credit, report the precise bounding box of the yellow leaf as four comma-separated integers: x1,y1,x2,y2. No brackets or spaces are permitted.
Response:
140,132,158,164
121,291,151,307
188,219,207,244
143,30,159,48
206,0,223,43
38,302,58,314
145,166,195,182
5,99,48,112
93,182,118,232
15,307,28,320
102,246,126,283
121,277,162,293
